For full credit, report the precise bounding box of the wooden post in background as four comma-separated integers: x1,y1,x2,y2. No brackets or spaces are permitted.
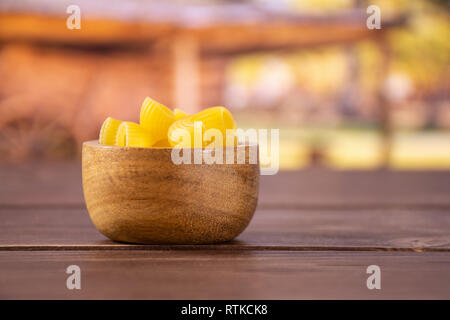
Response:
376,34,392,169
172,34,201,114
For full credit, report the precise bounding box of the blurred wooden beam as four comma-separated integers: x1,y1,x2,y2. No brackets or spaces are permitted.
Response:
0,13,174,46
0,10,407,54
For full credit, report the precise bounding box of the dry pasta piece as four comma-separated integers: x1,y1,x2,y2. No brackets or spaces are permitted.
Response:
168,119,205,148
190,106,236,133
99,117,122,146
152,139,172,148
190,106,236,147
116,122,156,148
202,129,239,148
173,108,189,120
224,131,239,147
139,97,175,142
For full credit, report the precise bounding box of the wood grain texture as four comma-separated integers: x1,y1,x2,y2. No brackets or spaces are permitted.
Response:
1,163,449,299
0,251,448,299
0,162,83,207
82,141,259,244
2,163,450,208
1,208,449,251
259,170,450,209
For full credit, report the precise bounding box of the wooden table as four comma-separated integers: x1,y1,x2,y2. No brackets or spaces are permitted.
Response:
0,163,449,299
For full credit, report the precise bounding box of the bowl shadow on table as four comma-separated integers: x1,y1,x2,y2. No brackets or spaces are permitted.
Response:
91,238,249,248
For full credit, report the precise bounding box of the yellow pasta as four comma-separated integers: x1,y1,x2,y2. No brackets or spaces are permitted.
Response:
224,131,239,147
173,108,189,120
116,122,156,148
99,97,238,149
189,106,236,147
190,106,236,133
152,139,172,148
168,119,205,148
139,97,175,142
99,117,122,146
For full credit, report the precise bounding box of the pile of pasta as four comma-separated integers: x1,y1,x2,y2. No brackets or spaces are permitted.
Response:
99,97,237,148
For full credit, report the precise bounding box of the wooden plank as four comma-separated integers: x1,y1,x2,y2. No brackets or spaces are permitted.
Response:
259,170,450,209
1,163,450,208
0,162,83,207
0,208,449,250
0,250,448,299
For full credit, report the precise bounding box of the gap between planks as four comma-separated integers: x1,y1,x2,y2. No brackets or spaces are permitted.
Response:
1,203,450,211
0,244,448,252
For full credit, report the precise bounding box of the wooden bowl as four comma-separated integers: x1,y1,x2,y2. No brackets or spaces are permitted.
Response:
82,140,259,244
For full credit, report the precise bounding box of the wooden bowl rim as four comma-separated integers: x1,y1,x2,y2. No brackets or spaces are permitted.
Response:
83,140,259,151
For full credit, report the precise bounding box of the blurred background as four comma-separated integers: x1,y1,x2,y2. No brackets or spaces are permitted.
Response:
0,0,448,170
